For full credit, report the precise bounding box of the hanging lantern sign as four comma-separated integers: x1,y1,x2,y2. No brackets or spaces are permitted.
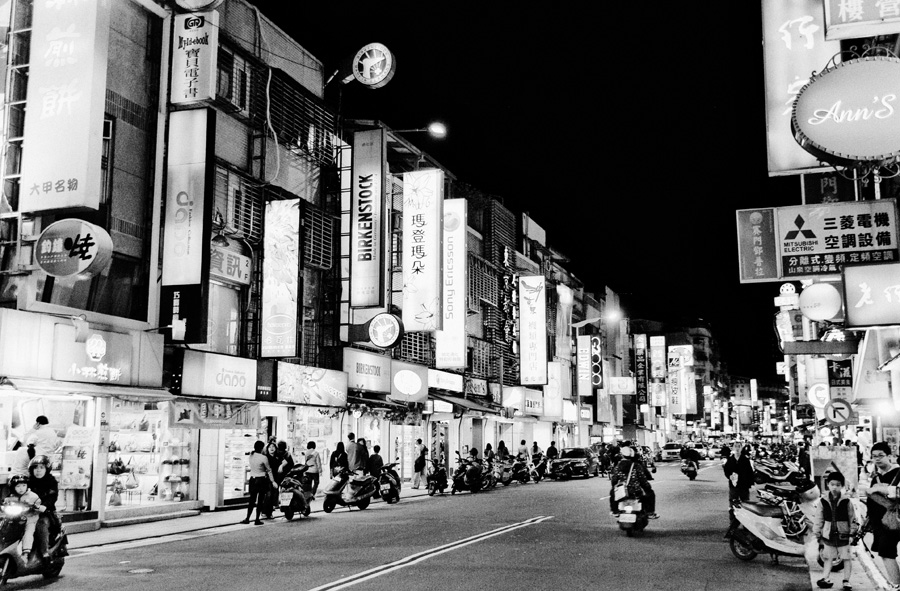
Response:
35,219,113,278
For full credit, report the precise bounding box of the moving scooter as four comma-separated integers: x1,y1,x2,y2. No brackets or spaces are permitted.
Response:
278,464,312,521
377,461,402,504
321,468,378,512
426,458,448,496
681,459,698,480
0,500,68,585
615,495,649,537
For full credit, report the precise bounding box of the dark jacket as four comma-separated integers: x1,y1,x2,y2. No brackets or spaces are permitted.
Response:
366,453,384,478
868,467,900,530
546,445,559,460
28,473,59,513
329,450,349,473
724,452,755,489
611,458,652,497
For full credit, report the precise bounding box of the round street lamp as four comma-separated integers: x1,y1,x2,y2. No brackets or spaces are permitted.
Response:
394,122,447,139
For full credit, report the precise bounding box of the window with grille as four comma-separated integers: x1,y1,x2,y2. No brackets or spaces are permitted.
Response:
304,205,333,270
216,44,250,115
260,69,335,167
214,165,262,242
399,331,433,366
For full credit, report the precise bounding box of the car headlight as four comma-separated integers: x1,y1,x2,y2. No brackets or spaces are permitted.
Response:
576,460,588,466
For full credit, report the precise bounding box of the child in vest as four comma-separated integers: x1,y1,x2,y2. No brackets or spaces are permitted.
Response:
813,471,858,590
4,475,44,558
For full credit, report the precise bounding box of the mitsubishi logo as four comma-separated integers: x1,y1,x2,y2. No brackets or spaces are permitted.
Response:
784,215,816,240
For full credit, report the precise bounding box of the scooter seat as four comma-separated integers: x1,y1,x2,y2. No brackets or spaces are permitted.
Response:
742,501,783,518
765,483,796,495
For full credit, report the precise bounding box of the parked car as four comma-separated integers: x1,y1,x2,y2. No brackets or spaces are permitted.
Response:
548,447,601,478
660,442,683,461
695,443,710,459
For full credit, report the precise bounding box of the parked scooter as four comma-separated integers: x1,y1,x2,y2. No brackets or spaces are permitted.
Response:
681,459,698,480
0,499,68,584
754,459,806,486
377,461,402,504
321,468,379,512
482,461,498,489
278,464,312,520
532,456,548,482
450,452,484,494
509,456,539,484
426,458,448,496
615,495,649,537
495,459,514,486
727,479,832,566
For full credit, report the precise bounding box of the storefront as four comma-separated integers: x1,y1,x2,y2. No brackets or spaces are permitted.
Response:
0,308,169,530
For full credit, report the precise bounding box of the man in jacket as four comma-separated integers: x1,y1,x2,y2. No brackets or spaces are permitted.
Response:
866,441,900,590
724,442,755,539
346,433,368,474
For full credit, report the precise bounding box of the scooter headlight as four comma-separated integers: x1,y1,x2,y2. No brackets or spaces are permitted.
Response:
2,504,24,517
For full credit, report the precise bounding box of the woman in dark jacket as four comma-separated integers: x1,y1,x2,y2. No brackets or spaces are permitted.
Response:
261,442,280,518
329,442,349,476
723,442,755,537
27,455,60,561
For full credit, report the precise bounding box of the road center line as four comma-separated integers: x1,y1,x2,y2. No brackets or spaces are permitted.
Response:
306,515,554,591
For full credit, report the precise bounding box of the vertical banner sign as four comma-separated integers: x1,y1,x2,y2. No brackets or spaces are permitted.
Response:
649,336,666,379
519,276,548,385
555,285,574,360
828,358,853,400
543,362,563,420
262,199,302,357
736,208,780,283
762,0,841,175
350,129,384,307
19,0,111,212
634,334,648,406
667,346,685,414
402,169,444,331
160,109,215,344
171,11,219,104
436,199,466,366
576,335,592,398
590,335,603,389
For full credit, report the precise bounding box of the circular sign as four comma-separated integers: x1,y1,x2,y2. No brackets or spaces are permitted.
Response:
824,398,853,426
792,56,900,166
807,382,831,409
367,313,403,348
799,283,842,321
35,219,113,278
393,370,423,397
352,43,396,89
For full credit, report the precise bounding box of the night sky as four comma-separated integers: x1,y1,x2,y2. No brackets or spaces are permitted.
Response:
247,2,806,381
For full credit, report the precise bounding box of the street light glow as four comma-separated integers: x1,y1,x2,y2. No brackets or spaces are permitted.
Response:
427,122,447,138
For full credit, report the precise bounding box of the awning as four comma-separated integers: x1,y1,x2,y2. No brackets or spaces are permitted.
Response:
0,377,174,402
347,395,406,409
429,393,499,415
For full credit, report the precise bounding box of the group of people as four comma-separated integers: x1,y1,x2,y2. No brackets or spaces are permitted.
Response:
241,437,322,526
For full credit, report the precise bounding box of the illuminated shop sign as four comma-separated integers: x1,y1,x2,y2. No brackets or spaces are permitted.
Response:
390,360,428,404
435,199,466,367
35,219,113,278
543,362,563,420
793,57,900,166
171,10,218,104
350,129,384,307
342,347,391,393
401,169,443,332
736,209,779,283
210,244,251,286
824,0,900,40
576,335,592,397
262,199,301,357
277,362,348,407
590,336,603,388
51,326,132,384
634,333,648,405
181,350,257,401
519,275,547,385
351,43,396,89
844,261,900,326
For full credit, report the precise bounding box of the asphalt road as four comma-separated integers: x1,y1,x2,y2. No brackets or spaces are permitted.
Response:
4,460,811,591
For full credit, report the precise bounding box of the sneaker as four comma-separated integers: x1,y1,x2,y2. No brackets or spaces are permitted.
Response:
239,519,250,524
647,513,660,519
610,511,620,517
253,520,264,526
816,579,834,589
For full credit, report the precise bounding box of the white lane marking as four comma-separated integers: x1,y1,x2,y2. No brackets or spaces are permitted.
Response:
306,516,554,591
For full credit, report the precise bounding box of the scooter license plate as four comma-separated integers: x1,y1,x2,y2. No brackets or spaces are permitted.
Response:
618,513,637,523
279,492,293,505
380,484,391,493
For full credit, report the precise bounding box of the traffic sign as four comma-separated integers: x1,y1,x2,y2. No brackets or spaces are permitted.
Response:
807,382,830,408
824,398,853,426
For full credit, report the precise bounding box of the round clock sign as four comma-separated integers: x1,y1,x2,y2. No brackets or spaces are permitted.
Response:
367,313,403,349
352,43,396,89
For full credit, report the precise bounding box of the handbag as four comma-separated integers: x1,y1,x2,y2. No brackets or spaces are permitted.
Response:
871,470,900,531
108,457,127,475
614,462,635,501
108,490,122,506
124,470,140,490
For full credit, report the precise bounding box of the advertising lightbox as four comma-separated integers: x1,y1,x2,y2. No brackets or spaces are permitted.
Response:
436,199,467,367
350,129,385,307
262,199,301,357
401,169,444,332
519,276,548,385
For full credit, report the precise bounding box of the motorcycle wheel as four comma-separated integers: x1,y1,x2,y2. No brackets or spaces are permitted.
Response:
532,474,541,483
43,557,64,579
357,497,371,510
302,504,311,517
283,510,294,521
730,535,758,561
428,483,437,496
625,528,634,537
689,474,696,481
323,498,337,513
387,491,399,504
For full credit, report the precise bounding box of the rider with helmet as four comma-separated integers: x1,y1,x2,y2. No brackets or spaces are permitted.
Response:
609,442,659,519
681,442,702,468
27,455,61,563
4,474,43,557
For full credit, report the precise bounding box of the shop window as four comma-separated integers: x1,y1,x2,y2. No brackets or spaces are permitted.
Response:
192,281,242,356
0,393,93,514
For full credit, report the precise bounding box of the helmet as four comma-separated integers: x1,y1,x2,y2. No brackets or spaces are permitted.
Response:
29,455,51,470
9,475,28,488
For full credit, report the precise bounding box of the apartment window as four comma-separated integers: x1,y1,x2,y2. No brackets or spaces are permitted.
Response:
216,45,250,115
214,165,262,243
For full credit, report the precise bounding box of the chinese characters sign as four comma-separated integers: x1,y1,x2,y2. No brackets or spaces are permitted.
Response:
435,199,466,367
209,244,251,286
171,11,218,104
649,335,666,379
736,208,779,283
350,129,384,307
35,219,112,277
262,199,301,357
519,275,548,385
51,325,132,385
762,0,840,175
824,0,900,40
19,0,111,212
634,334,648,405
843,261,900,326
401,169,443,331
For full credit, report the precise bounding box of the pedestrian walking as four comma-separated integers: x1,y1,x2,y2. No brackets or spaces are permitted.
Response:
413,438,427,489
724,442,755,538
812,471,857,590
329,441,349,476
865,441,900,591
303,441,322,497
240,440,276,526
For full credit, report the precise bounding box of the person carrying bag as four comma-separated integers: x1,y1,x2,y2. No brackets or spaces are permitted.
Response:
865,442,900,591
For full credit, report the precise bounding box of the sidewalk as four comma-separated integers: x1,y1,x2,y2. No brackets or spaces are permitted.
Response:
806,542,881,591
68,485,432,550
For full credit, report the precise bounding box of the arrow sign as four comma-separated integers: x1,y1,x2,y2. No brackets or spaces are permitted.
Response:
824,398,853,426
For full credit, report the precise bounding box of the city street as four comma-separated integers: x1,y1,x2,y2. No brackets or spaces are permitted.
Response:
9,461,810,591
